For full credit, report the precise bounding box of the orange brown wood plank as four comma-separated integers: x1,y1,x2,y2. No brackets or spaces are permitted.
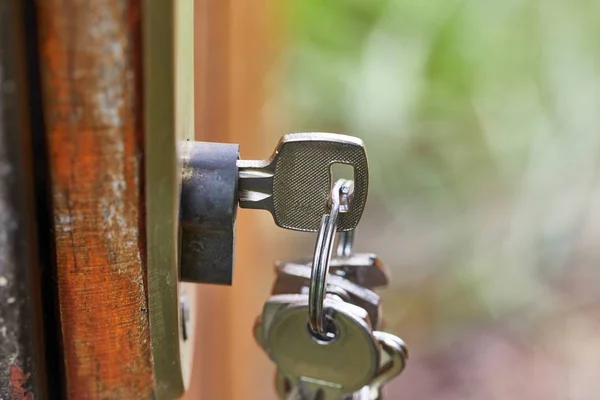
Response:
36,1,154,398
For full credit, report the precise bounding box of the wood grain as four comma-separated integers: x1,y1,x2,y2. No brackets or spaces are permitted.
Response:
36,1,154,398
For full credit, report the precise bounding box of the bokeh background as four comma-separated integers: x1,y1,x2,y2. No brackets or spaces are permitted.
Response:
189,1,600,399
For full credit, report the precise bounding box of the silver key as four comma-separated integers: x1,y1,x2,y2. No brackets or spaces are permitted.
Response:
271,263,383,329
275,330,408,400
334,230,389,289
275,255,389,290
354,332,408,400
237,133,369,231
253,293,308,349
364,331,408,399
256,296,407,399
254,293,356,352
280,332,408,400
331,254,389,289
266,297,380,399
256,294,371,399
275,369,356,400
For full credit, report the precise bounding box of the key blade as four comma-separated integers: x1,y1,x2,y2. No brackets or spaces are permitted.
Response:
237,161,274,210
238,133,369,232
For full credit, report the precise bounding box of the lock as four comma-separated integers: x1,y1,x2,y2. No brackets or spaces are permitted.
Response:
177,133,369,286
179,140,240,285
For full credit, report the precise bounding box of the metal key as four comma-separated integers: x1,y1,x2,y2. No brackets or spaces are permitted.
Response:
363,331,408,400
253,293,310,349
271,263,383,329
254,293,354,351
255,294,369,399
275,229,389,291
273,330,409,400
274,369,356,400
273,331,408,400
265,297,380,399
353,332,408,400
275,254,388,291
332,230,389,289
237,133,369,231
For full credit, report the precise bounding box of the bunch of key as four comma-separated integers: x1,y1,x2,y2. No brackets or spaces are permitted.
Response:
252,135,408,400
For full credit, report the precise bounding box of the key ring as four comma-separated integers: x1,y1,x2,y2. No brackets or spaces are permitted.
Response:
336,229,354,257
308,179,355,339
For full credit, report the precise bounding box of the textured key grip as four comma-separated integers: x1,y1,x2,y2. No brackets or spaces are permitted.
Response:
273,133,368,231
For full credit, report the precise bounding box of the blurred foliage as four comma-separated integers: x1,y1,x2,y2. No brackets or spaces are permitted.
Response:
271,1,600,396
280,0,600,209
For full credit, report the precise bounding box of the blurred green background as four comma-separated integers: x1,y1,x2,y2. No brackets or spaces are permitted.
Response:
269,0,600,398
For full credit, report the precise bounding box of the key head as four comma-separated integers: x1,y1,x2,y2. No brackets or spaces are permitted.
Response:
272,133,369,232
266,298,380,396
276,253,390,290
273,330,409,400
331,254,390,289
272,263,383,329
254,293,308,349
366,331,409,399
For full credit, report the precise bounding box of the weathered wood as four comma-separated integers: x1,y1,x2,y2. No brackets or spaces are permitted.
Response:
0,2,48,398
36,1,154,397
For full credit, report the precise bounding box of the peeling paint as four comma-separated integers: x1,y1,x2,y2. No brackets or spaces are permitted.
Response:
9,365,33,400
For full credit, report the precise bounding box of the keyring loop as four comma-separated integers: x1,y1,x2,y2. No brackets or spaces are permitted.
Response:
308,179,354,338
336,229,355,257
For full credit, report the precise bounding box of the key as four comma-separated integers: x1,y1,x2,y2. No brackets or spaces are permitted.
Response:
333,230,389,289
256,296,407,399
331,253,389,289
275,369,360,400
253,293,308,349
274,331,408,400
237,133,369,232
275,255,389,290
364,332,408,399
254,293,349,351
354,332,408,400
265,297,380,399
256,294,365,399
271,263,383,330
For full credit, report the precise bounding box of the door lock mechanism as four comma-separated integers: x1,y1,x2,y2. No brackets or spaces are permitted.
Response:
178,133,369,286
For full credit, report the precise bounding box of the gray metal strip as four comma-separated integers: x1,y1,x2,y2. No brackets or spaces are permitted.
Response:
144,0,196,396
